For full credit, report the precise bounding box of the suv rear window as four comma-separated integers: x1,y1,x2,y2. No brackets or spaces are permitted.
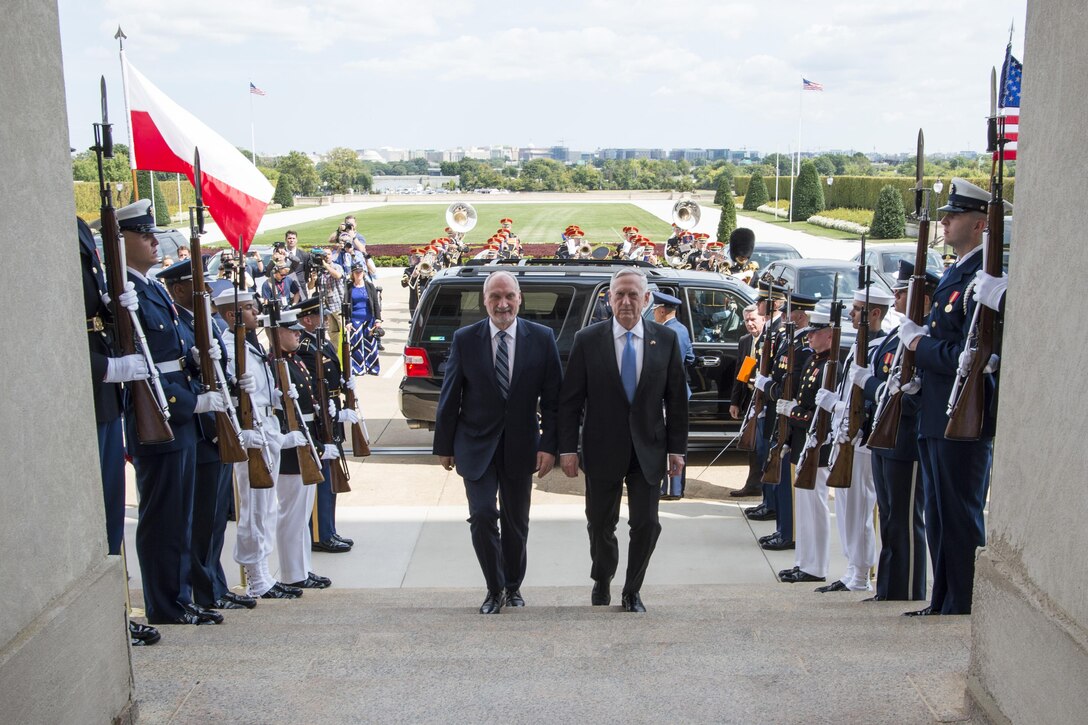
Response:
421,285,576,342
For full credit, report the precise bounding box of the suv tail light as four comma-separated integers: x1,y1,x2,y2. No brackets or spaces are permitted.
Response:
403,346,432,377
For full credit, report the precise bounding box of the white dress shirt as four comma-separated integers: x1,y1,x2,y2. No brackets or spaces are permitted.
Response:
612,317,645,385
489,318,517,378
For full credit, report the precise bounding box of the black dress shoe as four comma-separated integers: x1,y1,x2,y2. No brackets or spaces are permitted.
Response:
778,566,800,578
760,534,795,550
861,595,886,602
211,591,258,610
815,580,849,593
505,589,525,607
780,569,825,583
591,580,611,606
758,532,777,544
129,621,161,646
479,591,505,614
288,573,332,589
312,537,351,553
747,507,778,522
743,504,766,517
730,485,763,497
210,597,248,610
261,582,303,599
903,606,940,617
333,533,354,546
183,602,224,624
621,592,646,613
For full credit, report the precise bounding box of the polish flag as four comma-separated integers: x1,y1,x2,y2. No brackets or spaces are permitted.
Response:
123,55,272,252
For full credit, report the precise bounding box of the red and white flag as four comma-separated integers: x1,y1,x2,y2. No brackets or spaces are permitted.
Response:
123,55,273,251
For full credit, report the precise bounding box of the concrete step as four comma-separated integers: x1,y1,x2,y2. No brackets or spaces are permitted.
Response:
132,584,972,724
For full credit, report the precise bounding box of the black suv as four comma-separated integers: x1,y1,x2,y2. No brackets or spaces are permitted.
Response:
399,259,758,449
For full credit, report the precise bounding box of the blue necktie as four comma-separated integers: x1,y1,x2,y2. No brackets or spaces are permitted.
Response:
621,331,637,403
495,330,510,399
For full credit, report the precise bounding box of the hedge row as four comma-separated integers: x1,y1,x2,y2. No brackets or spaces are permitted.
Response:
821,175,1014,215
75,179,197,222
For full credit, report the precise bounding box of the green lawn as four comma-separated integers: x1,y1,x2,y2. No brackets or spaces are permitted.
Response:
252,203,675,249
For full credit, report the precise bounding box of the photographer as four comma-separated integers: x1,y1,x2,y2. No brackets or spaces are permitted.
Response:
309,246,345,336
261,263,302,306
217,248,255,291
327,215,368,257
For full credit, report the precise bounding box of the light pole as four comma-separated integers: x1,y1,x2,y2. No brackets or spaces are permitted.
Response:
932,179,945,245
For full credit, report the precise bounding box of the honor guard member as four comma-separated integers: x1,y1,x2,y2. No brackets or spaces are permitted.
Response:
401,249,424,318
116,199,227,626
157,262,256,612
778,301,836,584
78,217,160,645
291,296,356,553
745,277,786,522
214,286,304,600
814,286,891,594
860,261,937,601
727,228,760,283
757,291,816,550
652,291,695,499
899,178,998,616
271,310,334,589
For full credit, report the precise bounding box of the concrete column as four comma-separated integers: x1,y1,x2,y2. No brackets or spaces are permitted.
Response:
0,2,134,723
967,0,1088,722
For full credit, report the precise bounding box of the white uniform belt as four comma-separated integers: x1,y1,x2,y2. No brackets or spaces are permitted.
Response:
156,358,185,374
300,413,315,422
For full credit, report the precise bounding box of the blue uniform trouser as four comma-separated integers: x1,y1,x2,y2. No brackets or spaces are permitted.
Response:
872,452,927,601
917,436,992,614
773,456,794,542
191,451,233,607
756,421,776,511
133,446,196,623
309,460,337,542
96,418,126,556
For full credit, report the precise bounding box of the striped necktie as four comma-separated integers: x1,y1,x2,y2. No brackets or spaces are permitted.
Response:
495,330,510,399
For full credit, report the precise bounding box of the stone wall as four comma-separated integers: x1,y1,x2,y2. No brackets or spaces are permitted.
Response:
0,2,133,722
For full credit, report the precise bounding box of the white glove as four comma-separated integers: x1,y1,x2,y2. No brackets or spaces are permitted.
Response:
283,430,308,448
286,383,299,401
103,354,149,383
775,398,796,416
888,374,921,396
959,348,1000,376
321,443,339,460
237,371,257,394
754,374,772,392
344,376,356,391
190,343,222,362
973,270,1008,311
985,354,1000,374
194,391,228,414
814,388,838,413
102,281,139,312
899,319,928,347
335,402,359,424
240,429,264,449
852,367,873,389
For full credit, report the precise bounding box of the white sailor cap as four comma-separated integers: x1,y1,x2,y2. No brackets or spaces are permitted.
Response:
853,285,895,307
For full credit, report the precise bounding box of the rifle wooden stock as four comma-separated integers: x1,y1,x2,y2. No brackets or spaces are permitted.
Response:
313,328,351,492
268,328,325,485
190,223,247,463
341,276,372,458
100,202,174,444
762,320,795,485
868,216,930,450
795,325,842,490
946,182,1003,440
235,320,274,489
738,317,777,451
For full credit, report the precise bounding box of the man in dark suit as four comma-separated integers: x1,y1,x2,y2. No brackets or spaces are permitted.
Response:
559,268,689,613
433,270,562,614
730,303,766,498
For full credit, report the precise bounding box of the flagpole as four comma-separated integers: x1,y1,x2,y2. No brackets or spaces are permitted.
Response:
791,79,802,223
249,87,257,167
774,146,780,206
115,26,138,200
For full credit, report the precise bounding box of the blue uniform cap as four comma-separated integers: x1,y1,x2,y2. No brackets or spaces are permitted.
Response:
116,199,165,234
155,259,193,283
651,291,682,308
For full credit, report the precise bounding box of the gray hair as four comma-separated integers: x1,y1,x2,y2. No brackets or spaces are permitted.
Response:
610,267,648,293
483,270,521,294
743,303,758,315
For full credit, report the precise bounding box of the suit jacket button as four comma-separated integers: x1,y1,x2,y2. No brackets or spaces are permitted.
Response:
159,324,164,329
168,396,177,404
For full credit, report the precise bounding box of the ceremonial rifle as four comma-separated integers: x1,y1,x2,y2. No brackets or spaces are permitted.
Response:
189,149,246,462
737,279,777,451
827,243,870,488
93,76,173,444
232,264,275,489
266,299,325,484
341,275,372,459
794,281,843,490
313,295,351,492
868,130,930,450
761,291,795,484
946,79,1006,440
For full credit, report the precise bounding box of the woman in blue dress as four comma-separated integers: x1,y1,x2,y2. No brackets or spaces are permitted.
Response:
347,262,383,376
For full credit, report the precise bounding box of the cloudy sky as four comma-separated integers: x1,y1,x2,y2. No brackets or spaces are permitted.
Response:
59,0,1027,158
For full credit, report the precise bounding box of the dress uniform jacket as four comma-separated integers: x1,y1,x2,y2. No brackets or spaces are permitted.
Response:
79,220,121,423
788,350,834,466
278,352,320,476
863,329,921,460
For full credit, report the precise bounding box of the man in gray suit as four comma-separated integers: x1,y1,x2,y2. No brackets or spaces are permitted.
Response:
559,268,689,612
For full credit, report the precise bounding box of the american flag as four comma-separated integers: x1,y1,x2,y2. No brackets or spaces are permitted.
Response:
996,44,1021,161
802,78,824,91
249,82,266,96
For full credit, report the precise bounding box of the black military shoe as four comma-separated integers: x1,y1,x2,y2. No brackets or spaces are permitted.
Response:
211,591,257,610
903,606,940,617
505,589,525,607
333,533,354,547
129,621,161,646
183,602,224,624
760,534,795,550
288,572,332,589
260,582,303,599
312,537,351,554
814,581,849,593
